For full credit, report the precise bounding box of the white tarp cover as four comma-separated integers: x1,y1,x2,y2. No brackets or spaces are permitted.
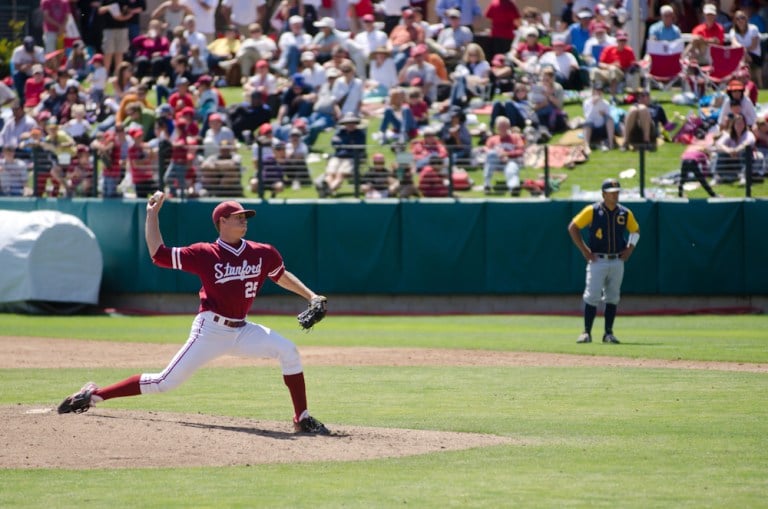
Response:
0,210,103,305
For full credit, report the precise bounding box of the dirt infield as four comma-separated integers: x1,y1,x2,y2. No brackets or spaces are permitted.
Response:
1,336,764,470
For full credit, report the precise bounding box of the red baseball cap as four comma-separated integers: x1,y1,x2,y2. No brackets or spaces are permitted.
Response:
362,14,375,22
258,123,273,135
212,201,256,225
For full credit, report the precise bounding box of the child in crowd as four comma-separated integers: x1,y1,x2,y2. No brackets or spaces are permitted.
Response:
64,104,93,145
88,54,107,106
24,64,47,109
0,145,29,196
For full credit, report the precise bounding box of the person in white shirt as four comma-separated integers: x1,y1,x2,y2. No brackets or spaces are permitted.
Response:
278,15,313,75
11,36,46,105
582,86,615,153
352,14,389,61
332,63,364,117
582,22,615,67
300,52,328,91
244,59,278,97
538,39,582,90
730,9,763,88
366,46,398,98
182,15,210,62
434,8,473,64
220,0,266,36
218,23,277,79
180,0,216,40
202,113,236,157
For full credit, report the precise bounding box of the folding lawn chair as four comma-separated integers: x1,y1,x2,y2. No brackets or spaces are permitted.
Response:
642,39,685,91
701,45,746,92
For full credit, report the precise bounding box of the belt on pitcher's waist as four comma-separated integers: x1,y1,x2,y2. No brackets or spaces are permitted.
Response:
212,315,246,328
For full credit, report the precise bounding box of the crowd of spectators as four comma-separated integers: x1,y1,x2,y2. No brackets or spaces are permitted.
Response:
1,0,767,199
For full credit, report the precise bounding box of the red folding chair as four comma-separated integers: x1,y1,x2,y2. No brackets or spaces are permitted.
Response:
701,45,746,92
642,40,685,91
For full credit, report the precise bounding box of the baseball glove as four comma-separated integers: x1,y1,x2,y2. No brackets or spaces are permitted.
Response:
298,296,327,330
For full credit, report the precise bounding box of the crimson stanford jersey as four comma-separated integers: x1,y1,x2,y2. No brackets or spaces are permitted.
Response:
152,238,286,319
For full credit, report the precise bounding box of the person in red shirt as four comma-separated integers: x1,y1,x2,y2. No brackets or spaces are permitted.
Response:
418,163,449,197
23,65,47,108
692,4,725,45
58,198,331,435
482,115,525,196
410,126,449,169
127,125,159,198
484,0,522,58
592,30,638,95
168,77,195,114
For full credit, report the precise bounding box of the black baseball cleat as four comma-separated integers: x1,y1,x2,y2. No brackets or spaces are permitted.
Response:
57,382,98,414
602,333,620,344
576,332,592,343
294,415,331,435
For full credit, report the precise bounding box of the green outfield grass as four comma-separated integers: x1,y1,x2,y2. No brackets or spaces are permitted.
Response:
0,314,766,508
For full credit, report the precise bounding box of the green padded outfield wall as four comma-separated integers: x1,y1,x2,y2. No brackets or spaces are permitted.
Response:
0,198,765,296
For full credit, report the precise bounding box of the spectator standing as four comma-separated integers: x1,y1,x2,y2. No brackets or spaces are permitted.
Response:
482,116,524,196
41,0,71,53
568,178,640,345
125,0,147,42
730,10,763,88
99,0,134,75
127,125,159,198
10,36,46,105
88,54,108,106
180,0,216,40
483,0,521,58
220,0,266,37
151,0,193,37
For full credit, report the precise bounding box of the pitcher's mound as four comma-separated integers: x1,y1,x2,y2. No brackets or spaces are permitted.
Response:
3,406,520,469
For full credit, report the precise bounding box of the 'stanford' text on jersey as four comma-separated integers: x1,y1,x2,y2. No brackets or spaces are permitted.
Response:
152,239,286,319
572,202,639,254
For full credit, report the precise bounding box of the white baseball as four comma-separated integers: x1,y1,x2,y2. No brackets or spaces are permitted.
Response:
149,191,164,205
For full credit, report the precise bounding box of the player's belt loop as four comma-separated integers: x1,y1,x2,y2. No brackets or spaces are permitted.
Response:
596,253,620,260
213,315,247,328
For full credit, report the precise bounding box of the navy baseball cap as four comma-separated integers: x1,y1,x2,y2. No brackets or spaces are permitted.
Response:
602,179,621,192
212,201,256,225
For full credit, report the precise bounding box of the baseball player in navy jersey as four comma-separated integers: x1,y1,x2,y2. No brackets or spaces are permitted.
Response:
568,179,640,344
58,195,330,435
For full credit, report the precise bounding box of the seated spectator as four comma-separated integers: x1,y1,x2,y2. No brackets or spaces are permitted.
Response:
351,13,389,68
490,82,538,132
689,4,725,64
151,0,193,37
377,87,417,144
530,67,568,134
648,5,683,42
621,88,668,151
322,45,355,74
316,113,366,197
714,113,755,184
366,47,398,99
66,41,90,82
398,44,438,104
202,113,236,157
309,17,342,64
448,43,491,108
58,85,87,124
276,73,314,127
300,51,327,92
538,39,582,90
187,44,209,82
332,62,364,118
582,22,614,68
228,89,272,142
0,144,29,196
200,139,243,197
411,126,449,169
482,116,524,196
109,62,139,102
50,144,93,197
417,162,449,197
219,23,277,85
132,19,172,80
126,125,159,198
23,64,47,109
91,124,129,197
123,99,156,142
167,77,196,115
439,107,472,161
433,8,473,67
360,152,397,199
63,104,94,145
164,129,199,198
509,27,548,75
277,15,314,76
565,9,595,56
718,79,757,129
284,127,312,187
194,75,219,133
389,8,426,72
207,24,241,74
244,59,279,100
582,86,615,154
87,54,108,106
406,87,430,129
301,67,342,147
591,30,639,95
